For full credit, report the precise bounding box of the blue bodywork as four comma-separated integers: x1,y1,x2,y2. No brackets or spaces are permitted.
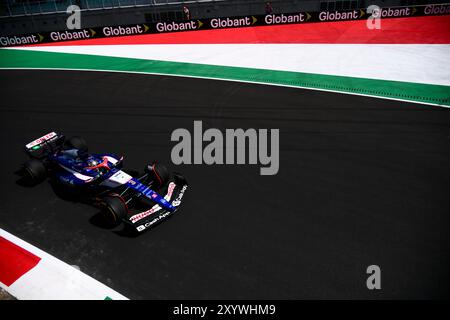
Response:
49,150,175,212
23,132,187,232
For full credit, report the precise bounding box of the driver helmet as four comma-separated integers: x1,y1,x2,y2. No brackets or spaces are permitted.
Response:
87,159,99,168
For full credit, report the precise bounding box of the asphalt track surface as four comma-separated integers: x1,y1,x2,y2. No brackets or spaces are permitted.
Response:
0,69,449,299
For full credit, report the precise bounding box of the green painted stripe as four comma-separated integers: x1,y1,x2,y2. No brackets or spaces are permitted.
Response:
1,48,449,106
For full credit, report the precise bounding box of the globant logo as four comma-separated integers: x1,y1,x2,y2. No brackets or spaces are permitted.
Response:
156,21,197,32
265,13,306,25
424,4,450,15
210,17,252,28
377,7,411,18
0,35,39,46
103,25,145,37
50,30,91,41
319,10,360,21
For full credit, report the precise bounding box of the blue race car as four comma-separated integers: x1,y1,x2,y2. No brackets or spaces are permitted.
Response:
21,132,188,233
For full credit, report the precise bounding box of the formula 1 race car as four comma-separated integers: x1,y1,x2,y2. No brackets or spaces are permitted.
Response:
20,132,188,233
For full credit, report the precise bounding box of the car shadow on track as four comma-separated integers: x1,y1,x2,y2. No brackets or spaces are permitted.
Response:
14,169,40,188
88,212,141,238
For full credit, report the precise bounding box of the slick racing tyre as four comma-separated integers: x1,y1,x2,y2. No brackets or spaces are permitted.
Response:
101,194,128,226
145,162,169,189
23,159,47,184
65,136,88,152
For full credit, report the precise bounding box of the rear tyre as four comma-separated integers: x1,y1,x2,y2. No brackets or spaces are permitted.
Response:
145,162,169,189
101,195,128,226
65,136,88,152
23,159,47,184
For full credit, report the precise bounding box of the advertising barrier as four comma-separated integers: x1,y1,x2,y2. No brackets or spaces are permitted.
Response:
1,3,449,47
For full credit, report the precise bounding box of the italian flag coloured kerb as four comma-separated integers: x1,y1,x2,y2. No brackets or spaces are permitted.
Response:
0,229,128,300
0,15,449,106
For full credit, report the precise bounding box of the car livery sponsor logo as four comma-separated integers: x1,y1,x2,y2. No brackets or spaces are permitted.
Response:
130,182,176,223
26,132,57,149
108,170,132,184
130,205,160,224
136,212,172,232
59,175,74,185
172,185,187,207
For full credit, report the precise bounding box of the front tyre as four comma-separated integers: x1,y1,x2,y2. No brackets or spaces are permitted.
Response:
145,162,169,189
23,159,47,184
101,194,128,226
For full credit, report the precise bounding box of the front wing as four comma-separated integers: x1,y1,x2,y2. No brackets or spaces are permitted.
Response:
124,173,188,232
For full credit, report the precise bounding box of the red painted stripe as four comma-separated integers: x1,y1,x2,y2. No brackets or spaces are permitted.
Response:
30,15,450,47
0,236,41,286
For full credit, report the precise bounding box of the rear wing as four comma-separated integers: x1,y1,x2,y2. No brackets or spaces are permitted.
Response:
25,132,65,158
